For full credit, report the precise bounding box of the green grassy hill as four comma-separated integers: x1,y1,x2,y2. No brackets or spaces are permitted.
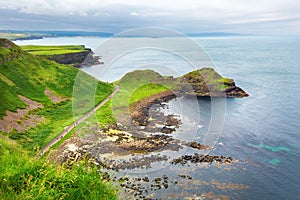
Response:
0,38,114,152
0,38,117,199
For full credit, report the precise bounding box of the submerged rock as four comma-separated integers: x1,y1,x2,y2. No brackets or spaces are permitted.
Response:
170,153,234,165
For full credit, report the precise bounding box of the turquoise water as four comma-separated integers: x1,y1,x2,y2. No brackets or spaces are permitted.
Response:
16,36,300,199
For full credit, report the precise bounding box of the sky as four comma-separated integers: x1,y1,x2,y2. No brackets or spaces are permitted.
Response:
0,0,300,35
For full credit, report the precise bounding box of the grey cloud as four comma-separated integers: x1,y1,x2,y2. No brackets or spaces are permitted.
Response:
0,0,299,35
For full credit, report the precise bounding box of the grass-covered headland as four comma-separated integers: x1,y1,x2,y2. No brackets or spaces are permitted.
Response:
96,68,248,127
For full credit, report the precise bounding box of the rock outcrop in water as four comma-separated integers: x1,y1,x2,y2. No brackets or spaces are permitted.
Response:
177,68,249,98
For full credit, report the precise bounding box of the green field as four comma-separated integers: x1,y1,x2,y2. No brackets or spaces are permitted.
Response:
21,45,88,55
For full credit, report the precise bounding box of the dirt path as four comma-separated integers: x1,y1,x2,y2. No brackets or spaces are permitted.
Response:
36,85,120,157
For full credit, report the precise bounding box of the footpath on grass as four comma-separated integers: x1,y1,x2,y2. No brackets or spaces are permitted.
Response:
37,85,120,157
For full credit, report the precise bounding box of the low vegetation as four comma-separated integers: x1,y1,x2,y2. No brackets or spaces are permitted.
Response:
0,136,117,200
21,45,88,55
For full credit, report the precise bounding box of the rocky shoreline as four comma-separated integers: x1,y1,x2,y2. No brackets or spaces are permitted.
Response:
50,138,246,200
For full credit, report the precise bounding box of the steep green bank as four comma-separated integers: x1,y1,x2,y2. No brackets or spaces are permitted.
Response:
0,38,114,152
0,136,117,200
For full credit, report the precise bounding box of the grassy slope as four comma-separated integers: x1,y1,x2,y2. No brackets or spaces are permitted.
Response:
21,45,88,55
0,136,117,200
0,39,114,152
96,70,171,126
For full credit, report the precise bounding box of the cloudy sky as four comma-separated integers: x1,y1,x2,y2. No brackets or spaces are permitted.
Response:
0,0,300,34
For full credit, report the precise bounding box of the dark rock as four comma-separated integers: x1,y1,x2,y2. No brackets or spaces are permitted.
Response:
37,47,102,68
171,153,234,165
160,126,176,134
154,177,162,183
187,141,212,150
143,177,150,182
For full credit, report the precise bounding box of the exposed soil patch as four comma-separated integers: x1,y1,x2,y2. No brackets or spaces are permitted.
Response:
0,95,45,133
44,88,68,103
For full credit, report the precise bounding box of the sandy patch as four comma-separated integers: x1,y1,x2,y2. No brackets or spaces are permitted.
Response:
44,88,68,103
0,95,45,133
47,137,86,164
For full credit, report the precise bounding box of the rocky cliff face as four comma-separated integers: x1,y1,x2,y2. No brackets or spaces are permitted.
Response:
40,49,102,68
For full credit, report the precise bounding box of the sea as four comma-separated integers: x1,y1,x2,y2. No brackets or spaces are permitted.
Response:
15,35,300,199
